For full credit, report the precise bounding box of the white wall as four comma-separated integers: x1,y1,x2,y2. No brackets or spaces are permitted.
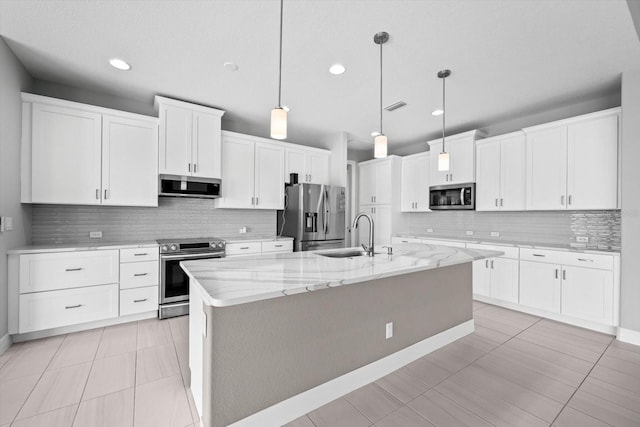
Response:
620,71,640,334
0,38,33,344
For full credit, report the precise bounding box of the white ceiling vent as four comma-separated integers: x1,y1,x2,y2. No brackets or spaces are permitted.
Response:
384,101,407,111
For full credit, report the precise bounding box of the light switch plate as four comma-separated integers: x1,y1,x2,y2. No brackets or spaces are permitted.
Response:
466,230,474,236
239,226,247,234
385,322,393,339
576,236,589,243
89,231,102,238
490,231,500,237
427,228,434,233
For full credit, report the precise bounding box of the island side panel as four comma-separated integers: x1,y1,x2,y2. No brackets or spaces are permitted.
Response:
202,262,472,427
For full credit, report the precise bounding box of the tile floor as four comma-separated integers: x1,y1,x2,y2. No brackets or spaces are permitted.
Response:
0,302,639,427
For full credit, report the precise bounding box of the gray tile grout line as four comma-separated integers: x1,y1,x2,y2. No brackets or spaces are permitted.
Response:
70,327,105,427
168,318,199,426
132,319,140,427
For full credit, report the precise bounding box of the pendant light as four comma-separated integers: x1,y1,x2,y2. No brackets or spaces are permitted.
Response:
437,69,451,171
270,0,287,140
373,31,389,158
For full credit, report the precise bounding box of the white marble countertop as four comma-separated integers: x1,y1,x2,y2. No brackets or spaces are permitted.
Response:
7,241,159,254
182,243,502,308
222,235,293,244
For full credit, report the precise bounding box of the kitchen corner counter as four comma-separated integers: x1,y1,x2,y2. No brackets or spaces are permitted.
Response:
181,243,501,307
7,240,159,254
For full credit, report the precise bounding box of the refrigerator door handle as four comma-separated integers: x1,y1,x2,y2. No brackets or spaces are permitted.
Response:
323,188,329,234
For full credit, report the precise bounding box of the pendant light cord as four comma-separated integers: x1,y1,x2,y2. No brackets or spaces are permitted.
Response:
441,73,446,154
277,0,283,107
379,39,383,135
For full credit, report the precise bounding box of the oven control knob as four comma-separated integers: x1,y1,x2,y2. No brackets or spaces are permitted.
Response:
210,242,217,248
161,245,169,252
170,244,178,251
218,242,225,248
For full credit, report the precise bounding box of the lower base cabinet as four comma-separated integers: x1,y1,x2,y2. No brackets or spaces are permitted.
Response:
469,244,519,304
519,260,562,313
120,286,159,316
561,266,613,325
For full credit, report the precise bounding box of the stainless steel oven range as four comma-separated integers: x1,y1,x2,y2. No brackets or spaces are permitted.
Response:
157,237,226,319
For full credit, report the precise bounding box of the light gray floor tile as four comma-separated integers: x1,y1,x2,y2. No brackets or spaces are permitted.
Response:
73,388,134,427
16,362,91,420
375,405,435,427
48,329,103,370
173,337,191,386
552,406,612,427
605,341,640,366
408,389,493,427
0,336,64,383
528,322,613,354
95,322,137,359
136,343,181,386
83,351,135,401
473,324,512,345
185,388,201,425
568,388,640,427
425,337,492,374
403,357,450,388
133,375,192,427
308,397,371,427
0,352,15,371
472,300,490,312
578,376,640,417
375,366,431,404
517,328,604,363
11,405,77,427
596,353,640,377
345,383,403,423
137,319,172,350
536,319,613,346
0,374,40,425
168,316,189,343
589,363,640,394
283,415,316,427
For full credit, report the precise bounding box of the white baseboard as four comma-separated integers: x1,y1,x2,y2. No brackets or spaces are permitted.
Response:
617,327,640,346
228,319,475,427
0,333,12,354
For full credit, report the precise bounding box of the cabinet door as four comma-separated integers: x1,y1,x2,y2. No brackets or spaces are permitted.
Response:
429,141,449,186
500,135,526,210
526,127,568,210
449,136,475,184
31,103,102,204
254,142,285,209
490,257,519,303
218,136,255,208
373,205,392,247
475,141,501,211
285,148,307,183
561,266,613,325
519,260,561,313
307,152,330,184
192,111,222,179
567,114,618,210
472,259,491,297
401,156,418,211
415,153,430,211
101,115,158,207
159,104,192,176
374,160,392,204
359,163,376,205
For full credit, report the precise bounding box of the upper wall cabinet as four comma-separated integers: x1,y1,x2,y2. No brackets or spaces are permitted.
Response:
475,131,526,211
524,108,620,210
427,130,486,186
401,152,431,212
155,96,225,179
21,94,159,207
285,145,330,185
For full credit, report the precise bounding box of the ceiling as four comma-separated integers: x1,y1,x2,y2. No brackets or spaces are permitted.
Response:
1,0,639,152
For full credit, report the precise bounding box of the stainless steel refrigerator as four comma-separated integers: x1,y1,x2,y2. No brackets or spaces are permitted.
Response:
281,183,346,251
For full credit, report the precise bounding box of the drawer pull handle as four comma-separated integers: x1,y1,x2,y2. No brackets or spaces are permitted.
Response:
134,273,148,277
578,258,593,262
275,244,283,248
532,254,545,257
134,253,148,256
555,269,559,279
240,247,250,250
133,298,148,303
65,304,82,309
65,268,83,272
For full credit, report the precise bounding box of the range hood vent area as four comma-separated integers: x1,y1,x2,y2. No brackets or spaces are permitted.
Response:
158,174,222,199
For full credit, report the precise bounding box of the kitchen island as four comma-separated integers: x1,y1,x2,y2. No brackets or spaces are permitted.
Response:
183,243,502,427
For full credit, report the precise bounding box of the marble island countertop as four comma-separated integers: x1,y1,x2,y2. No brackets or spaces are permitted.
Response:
182,243,502,307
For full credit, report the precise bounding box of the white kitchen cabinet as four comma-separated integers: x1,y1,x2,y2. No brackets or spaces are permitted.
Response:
120,286,159,316
427,130,485,186
217,131,284,209
561,265,613,325
476,132,526,211
285,146,330,184
22,94,159,207
226,239,293,257
525,108,619,210
155,96,225,179
358,156,399,205
401,152,430,212
468,243,519,303
358,205,392,247
519,259,562,313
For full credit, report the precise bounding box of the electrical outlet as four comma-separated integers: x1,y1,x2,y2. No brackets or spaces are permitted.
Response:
491,231,500,237
89,231,102,239
239,226,247,234
427,228,434,233
385,322,393,339
576,236,589,243
466,230,474,236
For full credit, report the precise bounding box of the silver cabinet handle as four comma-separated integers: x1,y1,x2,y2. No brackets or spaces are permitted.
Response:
65,268,83,272
562,270,567,280
568,195,572,205
555,269,558,279
65,304,82,309
445,174,449,182
371,196,373,202
532,254,546,257
240,247,250,250
450,173,453,181
578,258,594,262
485,260,489,268
255,197,259,205
134,253,148,256
495,198,498,207
500,198,503,207
188,163,191,172
490,260,494,269
251,197,255,205
561,195,565,205
308,174,311,181
133,299,148,303
104,189,109,200
96,189,100,199
275,244,283,248
134,273,148,277
194,163,197,173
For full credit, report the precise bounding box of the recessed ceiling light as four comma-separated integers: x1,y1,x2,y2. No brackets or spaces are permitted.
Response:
371,131,380,137
224,62,238,72
109,58,131,71
432,109,444,116
329,64,346,75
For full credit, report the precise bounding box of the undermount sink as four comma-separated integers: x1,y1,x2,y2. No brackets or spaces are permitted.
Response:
317,250,366,258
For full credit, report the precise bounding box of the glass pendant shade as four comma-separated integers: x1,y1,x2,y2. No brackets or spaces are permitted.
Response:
374,134,388,158
438,151,450,171
270,107,287,140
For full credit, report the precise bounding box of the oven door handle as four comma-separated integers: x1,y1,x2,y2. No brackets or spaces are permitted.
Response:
161,253,224,260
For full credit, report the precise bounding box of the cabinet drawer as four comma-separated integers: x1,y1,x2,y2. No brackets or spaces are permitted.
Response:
519,248,562,264
120,247,159,263
520,248,613,270
420,239,467,248
262,240,293,253
225,242,262,256
120,286,159,316
19,250,119,293
120,261,159,289
466,243,519,259
391,237,422,244
19,284,118,333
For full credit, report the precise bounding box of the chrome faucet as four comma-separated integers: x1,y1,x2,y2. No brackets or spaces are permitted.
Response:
352,212,375,256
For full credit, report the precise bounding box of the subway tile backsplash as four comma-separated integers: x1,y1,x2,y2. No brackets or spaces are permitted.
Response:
31,198,277,245
402,210,621,251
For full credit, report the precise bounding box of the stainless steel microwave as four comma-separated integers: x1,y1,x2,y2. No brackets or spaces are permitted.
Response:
158,174,221,199
429,183,475,210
